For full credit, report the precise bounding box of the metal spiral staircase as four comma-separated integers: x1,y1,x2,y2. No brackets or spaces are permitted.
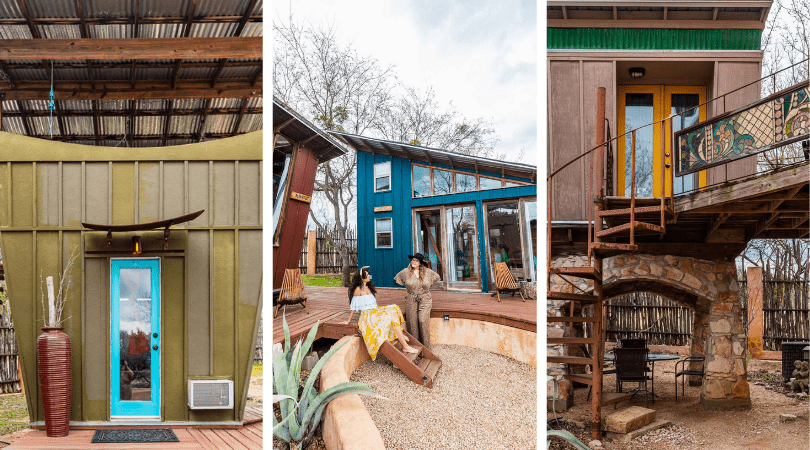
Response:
548,60,809,440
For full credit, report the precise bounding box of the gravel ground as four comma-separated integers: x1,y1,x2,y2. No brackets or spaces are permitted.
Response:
547,358,809,450
351,344,537,450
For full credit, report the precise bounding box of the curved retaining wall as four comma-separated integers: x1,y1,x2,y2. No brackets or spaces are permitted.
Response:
320,318,537,450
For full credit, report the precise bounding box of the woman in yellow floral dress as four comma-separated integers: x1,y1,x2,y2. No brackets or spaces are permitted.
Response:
346,266,419,360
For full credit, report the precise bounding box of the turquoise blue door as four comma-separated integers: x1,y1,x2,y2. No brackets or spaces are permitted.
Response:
110,258,161,418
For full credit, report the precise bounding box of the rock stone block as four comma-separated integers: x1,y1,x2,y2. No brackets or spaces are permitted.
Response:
604,406,656,434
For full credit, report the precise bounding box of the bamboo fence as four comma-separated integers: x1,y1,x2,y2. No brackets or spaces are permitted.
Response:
762,280,810,350
605,292,694,346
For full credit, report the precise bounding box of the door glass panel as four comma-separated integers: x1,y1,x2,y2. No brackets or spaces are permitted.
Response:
486,202,525,282
118,268,152,402
671,94,700,195
446,206,478,283
624,93,654,197
523,201,537,282
415,210,443,277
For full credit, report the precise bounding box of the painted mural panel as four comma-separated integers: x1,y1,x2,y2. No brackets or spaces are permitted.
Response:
676,83,809,176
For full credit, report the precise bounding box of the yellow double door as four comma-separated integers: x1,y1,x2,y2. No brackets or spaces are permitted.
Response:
618,85,707,197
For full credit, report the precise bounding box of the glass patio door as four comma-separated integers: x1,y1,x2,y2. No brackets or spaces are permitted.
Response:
445,205,479,289
110,258,161,418
619,85,706,197
484,202,525,285
414,209,444,288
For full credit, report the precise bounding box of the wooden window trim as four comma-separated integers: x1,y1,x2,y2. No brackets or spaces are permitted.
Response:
374,217,393,249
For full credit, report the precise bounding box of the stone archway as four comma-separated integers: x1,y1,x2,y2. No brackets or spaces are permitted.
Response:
549,254,750,409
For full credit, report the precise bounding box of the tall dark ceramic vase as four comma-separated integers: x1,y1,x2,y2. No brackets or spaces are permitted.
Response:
36,326,71,437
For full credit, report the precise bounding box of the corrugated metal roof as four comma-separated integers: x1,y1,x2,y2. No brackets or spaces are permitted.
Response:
0,0,263,146
330,131,537,181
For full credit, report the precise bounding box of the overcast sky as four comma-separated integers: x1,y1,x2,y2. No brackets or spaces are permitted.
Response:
273,0,538,166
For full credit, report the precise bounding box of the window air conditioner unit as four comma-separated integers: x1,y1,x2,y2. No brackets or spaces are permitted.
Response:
188,379,234,409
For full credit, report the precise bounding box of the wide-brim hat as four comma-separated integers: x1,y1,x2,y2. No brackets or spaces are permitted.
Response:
407,253,429,267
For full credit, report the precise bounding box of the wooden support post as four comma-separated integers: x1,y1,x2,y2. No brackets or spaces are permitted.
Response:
307,229,317,276
590,87,607,441
746,266,764,358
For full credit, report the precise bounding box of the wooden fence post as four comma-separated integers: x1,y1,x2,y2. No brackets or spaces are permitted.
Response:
747,266,764,358
307,229,317,275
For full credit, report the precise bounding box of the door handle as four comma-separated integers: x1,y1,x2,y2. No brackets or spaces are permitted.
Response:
153,345,159,351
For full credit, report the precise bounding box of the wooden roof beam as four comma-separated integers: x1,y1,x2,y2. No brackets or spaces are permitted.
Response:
0,106,261,118
197,98,210,142
0,38,262,60
130,0,140,88
273,118,295,135
162,99,173,145
27,132,247,142
92,100,100,143
0,15,261,26
3,84,262,101
704,213,731,243
210,0,258,88
76,0,97,90
230,97,248,136
54,100,66,137
16,100,32,137
172,0,198,89
129,100,136,147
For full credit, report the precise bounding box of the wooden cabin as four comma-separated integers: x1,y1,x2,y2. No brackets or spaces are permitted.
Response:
0,0,263,428
332,133,538,293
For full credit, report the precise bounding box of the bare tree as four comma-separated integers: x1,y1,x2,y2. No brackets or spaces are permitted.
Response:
737,1,810,284
274,18,395,285
373,86,512,160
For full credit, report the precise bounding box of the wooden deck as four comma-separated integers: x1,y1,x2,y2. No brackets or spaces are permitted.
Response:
273,286,537,345
7,408,262,449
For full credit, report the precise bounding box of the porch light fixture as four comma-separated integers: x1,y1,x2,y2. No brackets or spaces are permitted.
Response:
444,314,450,321
629,67,646,79
132,235,142,255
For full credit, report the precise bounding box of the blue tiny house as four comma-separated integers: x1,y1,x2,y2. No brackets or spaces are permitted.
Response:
332,132,537,293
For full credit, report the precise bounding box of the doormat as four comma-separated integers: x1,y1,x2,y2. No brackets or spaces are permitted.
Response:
91,429,179,443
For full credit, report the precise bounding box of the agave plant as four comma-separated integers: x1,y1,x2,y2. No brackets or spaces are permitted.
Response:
273,315,376,450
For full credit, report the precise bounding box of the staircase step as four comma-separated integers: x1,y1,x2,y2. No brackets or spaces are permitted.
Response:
547,355,595,365
598,205,670,217
595,221,665,238
565,373,593,385
547,291,600,303
417,357,430,371
424,359,442,381
590,242,638,257
601,392,633,407
549,266,601,281
546,316,600,323
547,337,599,345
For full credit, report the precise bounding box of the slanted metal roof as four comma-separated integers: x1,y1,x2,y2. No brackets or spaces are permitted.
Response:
273,96,346,163
330,131,537,181
0,0,262,147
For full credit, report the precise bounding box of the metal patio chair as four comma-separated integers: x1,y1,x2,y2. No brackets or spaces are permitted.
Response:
675,356,705,400
274,268,308,317
614,347,653,408
491,261,525,302
580,344,618,401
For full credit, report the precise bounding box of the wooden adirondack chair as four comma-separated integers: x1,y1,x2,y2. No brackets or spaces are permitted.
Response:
491,261,525,302
274,268,308,317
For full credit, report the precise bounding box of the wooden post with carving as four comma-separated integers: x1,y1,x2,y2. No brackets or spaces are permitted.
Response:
307,229,317,275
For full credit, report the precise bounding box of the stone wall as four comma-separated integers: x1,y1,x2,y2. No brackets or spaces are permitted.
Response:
547,253,751,410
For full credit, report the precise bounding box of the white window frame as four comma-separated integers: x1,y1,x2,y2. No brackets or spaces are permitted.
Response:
374,217,393,249
373,162,391,193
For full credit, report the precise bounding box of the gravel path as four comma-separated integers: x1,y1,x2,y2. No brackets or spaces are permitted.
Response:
350,344,537,449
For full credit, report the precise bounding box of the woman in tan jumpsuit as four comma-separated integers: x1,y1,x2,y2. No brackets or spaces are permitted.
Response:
394,253,440,349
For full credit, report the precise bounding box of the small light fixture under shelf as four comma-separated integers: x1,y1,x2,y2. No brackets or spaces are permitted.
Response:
132,236,142,255
444,314,450,321
629,67,646,79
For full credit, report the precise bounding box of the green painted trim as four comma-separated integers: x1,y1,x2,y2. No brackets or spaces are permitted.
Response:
548,28,762,50
0,131,262,161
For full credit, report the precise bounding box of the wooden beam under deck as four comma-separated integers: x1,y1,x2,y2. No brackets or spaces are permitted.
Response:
0,37,262,60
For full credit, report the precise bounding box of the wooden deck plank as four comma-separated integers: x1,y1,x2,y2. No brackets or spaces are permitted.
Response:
273,286,537,345
7,424,262,450
210,429,249,450
225,428,261,450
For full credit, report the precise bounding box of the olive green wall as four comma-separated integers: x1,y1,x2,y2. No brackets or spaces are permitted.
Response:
0,131,262,423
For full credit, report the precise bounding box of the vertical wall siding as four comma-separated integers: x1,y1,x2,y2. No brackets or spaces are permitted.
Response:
357,151,537,292
0,131,262,424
